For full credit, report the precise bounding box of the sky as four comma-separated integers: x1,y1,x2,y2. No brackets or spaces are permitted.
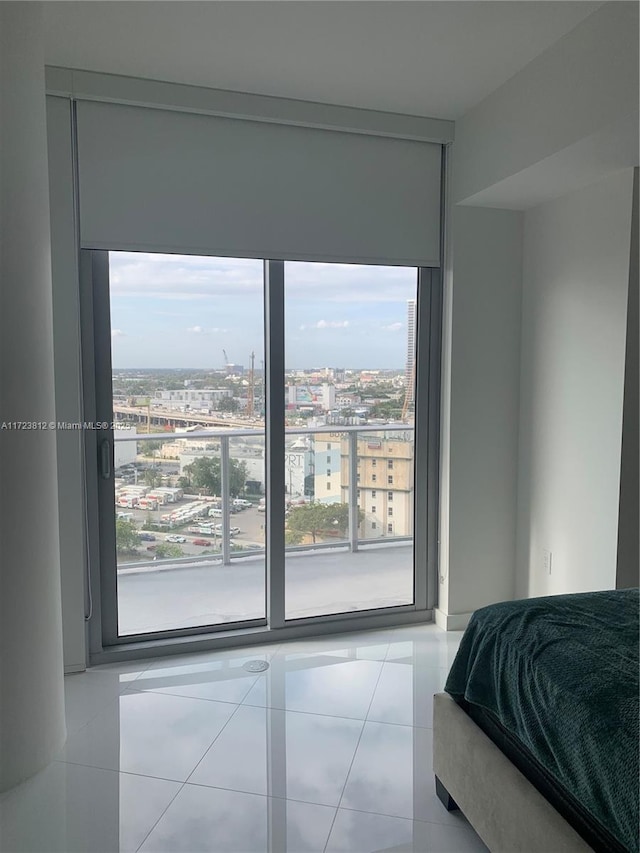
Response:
109,252,417,369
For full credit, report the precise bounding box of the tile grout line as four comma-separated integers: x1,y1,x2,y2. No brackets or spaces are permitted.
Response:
326,801,481,831
182,697,245,786
239,698,383,725
135,699,246,853
52,758,187,786
322,657,388,853
134,778,185,853
50,759,478,836
171,778,343,812
129,672,262,708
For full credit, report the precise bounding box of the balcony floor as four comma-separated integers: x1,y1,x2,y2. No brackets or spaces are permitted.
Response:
117,543,413,636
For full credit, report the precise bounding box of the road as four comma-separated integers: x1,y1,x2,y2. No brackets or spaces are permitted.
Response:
113,404,263,430
117,543,413,635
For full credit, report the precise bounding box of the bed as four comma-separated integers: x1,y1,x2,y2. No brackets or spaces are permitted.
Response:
432,589,639,853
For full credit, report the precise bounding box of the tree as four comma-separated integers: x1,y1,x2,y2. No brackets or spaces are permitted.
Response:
143,468,161,488
218,397,239,413
322,502,352,537
154,542,184,559
116,518,139,553
144,439,163,457
183,456,248,497
286,502,357,544
368,400,402,420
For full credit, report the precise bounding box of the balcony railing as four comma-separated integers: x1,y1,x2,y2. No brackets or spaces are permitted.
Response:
114,424,414,570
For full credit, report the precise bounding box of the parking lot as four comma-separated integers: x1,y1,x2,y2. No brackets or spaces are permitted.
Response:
117,501,266,563
116,463,265,565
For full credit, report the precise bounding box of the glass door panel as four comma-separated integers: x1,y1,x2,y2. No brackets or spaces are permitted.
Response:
107,252,266,636
283,261,417,619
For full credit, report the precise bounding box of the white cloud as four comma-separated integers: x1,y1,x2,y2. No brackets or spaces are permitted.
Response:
381,322,403,332
316,320,349,329
109,251,416,305
186,325,229,334
111,329,126,338
109,252,263,301
286,261,416,304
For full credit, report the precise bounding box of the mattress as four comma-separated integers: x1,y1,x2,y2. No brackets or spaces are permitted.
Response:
445,589,639,853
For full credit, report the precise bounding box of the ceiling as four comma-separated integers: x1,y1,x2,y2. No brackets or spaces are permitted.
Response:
43,1,602,120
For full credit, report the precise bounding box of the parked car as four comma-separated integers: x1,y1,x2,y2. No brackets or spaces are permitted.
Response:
192,538,212,546
214,524,240,536
166,534,186,543
138,532,156,541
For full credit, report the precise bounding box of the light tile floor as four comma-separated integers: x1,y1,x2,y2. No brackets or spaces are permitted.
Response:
0,624,489,853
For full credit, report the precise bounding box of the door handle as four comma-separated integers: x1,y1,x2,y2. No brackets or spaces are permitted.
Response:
100,439,112,479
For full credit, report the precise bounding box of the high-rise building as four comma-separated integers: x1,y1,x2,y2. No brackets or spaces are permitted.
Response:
405,299,416,397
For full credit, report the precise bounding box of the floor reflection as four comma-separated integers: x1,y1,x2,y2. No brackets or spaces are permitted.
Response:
0,624,488,853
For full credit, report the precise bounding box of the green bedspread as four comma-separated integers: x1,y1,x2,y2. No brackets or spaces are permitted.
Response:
445,589,639,852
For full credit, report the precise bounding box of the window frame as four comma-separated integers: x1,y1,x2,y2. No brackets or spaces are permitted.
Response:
82,254,442,662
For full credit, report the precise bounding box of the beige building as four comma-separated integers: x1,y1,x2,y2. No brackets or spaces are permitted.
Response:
340,435,414,538
313,435,343,503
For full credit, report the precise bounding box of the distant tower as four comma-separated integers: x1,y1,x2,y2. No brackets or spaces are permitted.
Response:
247,351,255,417
405,299,416,394
401,300,416,421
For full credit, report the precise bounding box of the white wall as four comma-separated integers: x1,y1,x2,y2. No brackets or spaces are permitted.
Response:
438,206,523,626
439,1,638,628
0,2,66,790
516,170,634,598
46,95,87,672
452,2,639,206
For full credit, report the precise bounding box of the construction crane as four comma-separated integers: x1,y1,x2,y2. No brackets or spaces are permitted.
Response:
400,362,415,423
247,351,255,418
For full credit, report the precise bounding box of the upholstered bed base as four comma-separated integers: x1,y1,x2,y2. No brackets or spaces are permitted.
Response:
433,692,593,853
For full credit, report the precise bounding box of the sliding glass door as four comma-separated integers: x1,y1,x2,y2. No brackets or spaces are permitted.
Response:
86,252,439,647
283,262,418,619
93,252,267,640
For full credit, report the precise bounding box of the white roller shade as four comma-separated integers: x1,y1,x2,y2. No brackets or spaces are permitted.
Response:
76,100,441,266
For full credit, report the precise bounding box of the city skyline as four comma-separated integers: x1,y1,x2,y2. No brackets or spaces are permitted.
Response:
109,252,417,369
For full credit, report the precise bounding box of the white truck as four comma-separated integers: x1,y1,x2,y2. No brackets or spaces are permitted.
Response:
117,496,139,509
